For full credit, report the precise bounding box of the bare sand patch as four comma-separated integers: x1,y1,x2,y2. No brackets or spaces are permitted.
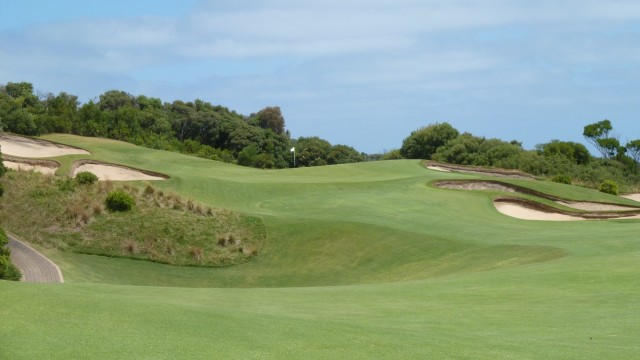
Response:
72,162,166,181
427,166,450,172
622,194,640,202
495,202,583,221
0,134,89,158
555,201,639,212
436,180,516,192
3,161,57,175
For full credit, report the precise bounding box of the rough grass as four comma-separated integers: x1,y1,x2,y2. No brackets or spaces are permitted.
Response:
0,171,265,266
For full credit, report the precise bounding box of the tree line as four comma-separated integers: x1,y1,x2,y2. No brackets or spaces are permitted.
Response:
395,121,640,190
0,82,365,168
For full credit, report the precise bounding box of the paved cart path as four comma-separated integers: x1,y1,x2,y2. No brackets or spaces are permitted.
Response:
8,235,64,283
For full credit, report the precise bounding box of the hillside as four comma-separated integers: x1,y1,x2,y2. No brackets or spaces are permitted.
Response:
1,134,640,358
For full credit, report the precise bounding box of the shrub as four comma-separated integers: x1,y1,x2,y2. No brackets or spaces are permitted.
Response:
75,171,98,185
0,227,21,281
105,190,135,212
0,183,3,197
599,180,619,195
0,256,21,280
56,177,76,192
552,174,572,184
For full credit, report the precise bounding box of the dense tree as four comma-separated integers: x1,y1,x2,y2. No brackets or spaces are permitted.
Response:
252,106,286,135
583,120,624,159
98,90,137,111
626,140,640,174
296,137,332,167
328,144,365,164
400,122,459,159
536,140,591,165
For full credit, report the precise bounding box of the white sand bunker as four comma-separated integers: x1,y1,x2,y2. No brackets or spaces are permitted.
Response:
495,200,640,221
73,163,166,181
0,134,89,158
623,194,640,202
3,161,57,175
555,201,638,212
427,166,450,172
495,202,584,221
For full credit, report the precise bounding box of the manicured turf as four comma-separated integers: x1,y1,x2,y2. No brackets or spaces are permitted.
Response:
1,134,639,359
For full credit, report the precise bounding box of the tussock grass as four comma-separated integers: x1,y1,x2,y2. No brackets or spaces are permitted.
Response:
0,171,265,266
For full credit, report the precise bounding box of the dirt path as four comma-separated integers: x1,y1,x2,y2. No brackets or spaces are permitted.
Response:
8,235,64,283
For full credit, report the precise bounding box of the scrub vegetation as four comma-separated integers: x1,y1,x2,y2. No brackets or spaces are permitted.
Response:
0,170,265,266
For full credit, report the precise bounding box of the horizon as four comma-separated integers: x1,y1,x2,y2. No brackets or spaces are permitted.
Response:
1,0,639,154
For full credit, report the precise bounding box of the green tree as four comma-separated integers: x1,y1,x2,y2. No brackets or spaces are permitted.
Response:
400,122,459,159
296,137,332,167
626,140,640,174
327,144,365,164
98,90,137,111
536,140,591,165
252,106,286,135
583,120,623,159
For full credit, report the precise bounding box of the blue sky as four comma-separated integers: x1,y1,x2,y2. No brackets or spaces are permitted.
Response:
1,0,639,153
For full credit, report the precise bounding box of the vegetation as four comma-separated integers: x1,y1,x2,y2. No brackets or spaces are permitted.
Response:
105,190,135,212
0,170,265,266
0,147,20,280
400,122,459,159
599,179,619,195
552,174,572,184
399,121,639,191
75,171,98,185
0,81,365,169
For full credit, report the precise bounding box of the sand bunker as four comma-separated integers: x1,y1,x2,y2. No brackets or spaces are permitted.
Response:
495,200,640,221
72,162,166,181
427,166,450,172
555,201,638,212
435,180,640,221
0,134,89,158
3,161,57,175
622,194,640,202
495,202,583,221
436,181,516,192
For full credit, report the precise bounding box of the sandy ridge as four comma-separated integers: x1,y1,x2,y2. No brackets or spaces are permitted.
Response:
0,133,89,157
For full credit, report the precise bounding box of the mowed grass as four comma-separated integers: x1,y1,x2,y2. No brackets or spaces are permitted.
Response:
1,134,640,359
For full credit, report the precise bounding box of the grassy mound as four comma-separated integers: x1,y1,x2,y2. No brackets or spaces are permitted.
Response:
0,171,265,266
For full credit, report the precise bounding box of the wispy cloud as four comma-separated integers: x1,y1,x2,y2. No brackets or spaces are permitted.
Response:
1,0,639,151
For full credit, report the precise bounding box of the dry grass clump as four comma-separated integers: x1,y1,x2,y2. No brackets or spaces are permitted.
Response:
0,170,265,267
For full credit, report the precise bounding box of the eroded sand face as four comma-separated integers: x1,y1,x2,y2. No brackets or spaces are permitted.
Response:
3,161,57,175
427,166,450,172
73,163,165,181
622,194,640,202
494,202,583,221
556,201,639,212
0,134,89,158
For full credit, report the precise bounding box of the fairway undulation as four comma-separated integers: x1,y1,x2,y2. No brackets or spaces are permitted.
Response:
1,134,639,359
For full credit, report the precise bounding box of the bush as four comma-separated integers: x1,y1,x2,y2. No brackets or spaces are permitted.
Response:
56,177,76,192
0,256,21,280
105,190,135,212
0,183,3,197
552,174,572,184
599,180,619,195
0,228,21,281
75,171,98,185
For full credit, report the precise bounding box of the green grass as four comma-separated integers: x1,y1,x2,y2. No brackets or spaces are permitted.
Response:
1,134,640,359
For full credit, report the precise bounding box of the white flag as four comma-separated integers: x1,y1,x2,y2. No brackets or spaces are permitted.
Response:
290,147,295,152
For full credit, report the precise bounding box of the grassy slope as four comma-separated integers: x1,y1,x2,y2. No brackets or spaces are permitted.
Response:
1,134,640,359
